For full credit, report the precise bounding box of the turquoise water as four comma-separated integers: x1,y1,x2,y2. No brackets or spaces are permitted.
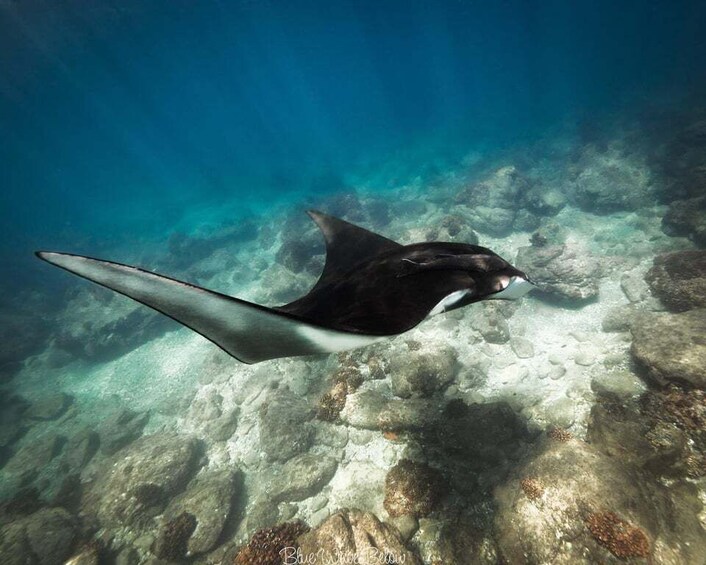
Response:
1,1,705,564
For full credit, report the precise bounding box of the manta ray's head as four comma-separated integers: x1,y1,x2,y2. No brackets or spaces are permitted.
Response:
487,269,534,300
467,250,534,301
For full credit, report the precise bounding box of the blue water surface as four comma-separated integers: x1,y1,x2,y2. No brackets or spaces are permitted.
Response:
1,0,704,288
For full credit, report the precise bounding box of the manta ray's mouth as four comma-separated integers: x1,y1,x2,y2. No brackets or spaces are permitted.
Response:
491,276,534,300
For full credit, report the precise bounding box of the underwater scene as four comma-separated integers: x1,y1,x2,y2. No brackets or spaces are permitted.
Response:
2,1,706,564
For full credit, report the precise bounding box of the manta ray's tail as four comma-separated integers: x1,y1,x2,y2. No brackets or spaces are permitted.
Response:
36,252,369,364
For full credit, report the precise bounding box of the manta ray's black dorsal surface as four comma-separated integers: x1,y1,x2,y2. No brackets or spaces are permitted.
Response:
36,210,533,364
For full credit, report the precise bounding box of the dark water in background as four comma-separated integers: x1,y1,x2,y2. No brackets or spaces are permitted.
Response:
1,0,705,287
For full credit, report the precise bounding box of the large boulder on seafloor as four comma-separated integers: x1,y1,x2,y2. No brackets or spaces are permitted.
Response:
24,392,73,421
493,437,706,564
389,348,458,398
297,509,423,565
662,196,706,246
159,468,238,556
0,508,77,565
97,406,149,455
568,144,654,213
266,453,338,504
522,186,567,216
630,309,706,389
645,250,706,312
455,166,537,236
515,242,601,303
383,459,445,518
341,389,441,432
82,433,201,531
258,388,315,462
588,388,706,479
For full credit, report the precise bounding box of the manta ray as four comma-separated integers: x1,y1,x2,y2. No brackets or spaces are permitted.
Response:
36,210,534,364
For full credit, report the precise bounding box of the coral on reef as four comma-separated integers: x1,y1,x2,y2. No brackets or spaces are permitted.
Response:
317,366,363,422
585,511,650,559
548,427,573,442
234,521,309,565
520,477,544,500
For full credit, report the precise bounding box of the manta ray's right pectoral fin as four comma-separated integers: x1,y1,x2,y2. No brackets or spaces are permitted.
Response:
36,252,378,364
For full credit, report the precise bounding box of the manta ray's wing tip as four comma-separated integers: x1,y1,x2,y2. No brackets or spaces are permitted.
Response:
36,250,56,262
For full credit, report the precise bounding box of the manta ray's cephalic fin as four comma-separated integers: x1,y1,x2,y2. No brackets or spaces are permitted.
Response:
35,252,379,364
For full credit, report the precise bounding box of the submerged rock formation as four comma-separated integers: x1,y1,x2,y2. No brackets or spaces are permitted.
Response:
568,143,655,213
383,459,445,518
645,250,706,312
493,436,705,564
297,509,423,565
630,309,706,389
82,433,201,532
159,468,239,556
455,166,540,235
515,241,601,303
0,507,77,565
662,196,706,246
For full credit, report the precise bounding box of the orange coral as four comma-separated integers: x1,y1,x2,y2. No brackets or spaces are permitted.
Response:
585,511,650,559
234,521,309,565
520,477,544,500
548,427,573,442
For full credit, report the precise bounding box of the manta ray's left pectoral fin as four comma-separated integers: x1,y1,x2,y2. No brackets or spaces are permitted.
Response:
36,252,379,364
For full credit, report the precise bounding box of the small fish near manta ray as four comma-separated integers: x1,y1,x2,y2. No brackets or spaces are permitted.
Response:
36,210,534,364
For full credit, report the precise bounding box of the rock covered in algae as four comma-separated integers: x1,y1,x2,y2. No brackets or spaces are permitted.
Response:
297,509,423,565
389,347,457,399
645,250,706,312
152,511,197,561
455,166,540,236
342,388,441,432
160,468,239,556
82,433,201,531
493,436,706,564
662,195,706,245
266,453,338,504
590,386,706,479
258,388,315,462
383,459,445,518
0,507,77,565
96,406,149,455
630,308,706,389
